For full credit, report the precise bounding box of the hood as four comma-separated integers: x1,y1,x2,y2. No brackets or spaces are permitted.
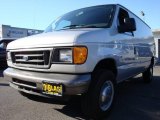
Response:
7,28,103,50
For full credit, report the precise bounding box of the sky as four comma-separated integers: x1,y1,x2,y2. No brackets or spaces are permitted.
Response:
0,0,159,30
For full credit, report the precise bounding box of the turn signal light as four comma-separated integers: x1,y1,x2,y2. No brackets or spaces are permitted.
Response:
73,47,88,64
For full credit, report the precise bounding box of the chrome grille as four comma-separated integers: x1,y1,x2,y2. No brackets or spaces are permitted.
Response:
11,50,51,69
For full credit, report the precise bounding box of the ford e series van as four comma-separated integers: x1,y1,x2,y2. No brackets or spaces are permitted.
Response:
4,4,155,119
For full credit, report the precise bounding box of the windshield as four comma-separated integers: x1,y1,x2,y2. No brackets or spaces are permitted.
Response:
44,5,115,32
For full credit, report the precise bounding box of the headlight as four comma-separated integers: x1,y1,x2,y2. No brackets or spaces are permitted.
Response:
52,46,87,64
7,52,11,61
59,49,72,63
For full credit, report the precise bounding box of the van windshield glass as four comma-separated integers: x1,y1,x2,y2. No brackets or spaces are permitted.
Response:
44,5,115,32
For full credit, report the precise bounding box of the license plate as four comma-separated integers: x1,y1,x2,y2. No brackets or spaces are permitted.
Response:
42,81,63,96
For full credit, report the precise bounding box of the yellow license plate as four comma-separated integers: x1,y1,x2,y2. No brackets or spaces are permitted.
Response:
42,82,63,96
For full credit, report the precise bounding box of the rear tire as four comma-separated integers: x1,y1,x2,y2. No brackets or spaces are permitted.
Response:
143,66,153,83
81,69,116,119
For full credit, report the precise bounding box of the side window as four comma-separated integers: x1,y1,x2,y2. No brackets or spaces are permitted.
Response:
118,8,129,26
117,8,136,34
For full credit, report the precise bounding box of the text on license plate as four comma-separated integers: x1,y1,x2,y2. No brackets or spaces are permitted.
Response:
42,82,63,96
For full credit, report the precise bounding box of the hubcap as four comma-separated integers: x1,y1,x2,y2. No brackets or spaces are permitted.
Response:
99,81,114,111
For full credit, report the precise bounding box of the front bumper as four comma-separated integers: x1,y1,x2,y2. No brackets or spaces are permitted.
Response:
4,68,91,97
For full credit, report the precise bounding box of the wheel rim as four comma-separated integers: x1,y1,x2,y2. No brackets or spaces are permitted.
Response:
99,80,114,111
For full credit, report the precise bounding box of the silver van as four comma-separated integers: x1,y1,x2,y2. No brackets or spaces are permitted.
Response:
4,4,155,119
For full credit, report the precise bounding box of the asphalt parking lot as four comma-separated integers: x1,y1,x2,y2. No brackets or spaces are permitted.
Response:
0,66,160,120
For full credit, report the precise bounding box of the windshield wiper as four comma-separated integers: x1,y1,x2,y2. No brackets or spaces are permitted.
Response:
62,24,100,30
62,24,83,29
80,25,100,28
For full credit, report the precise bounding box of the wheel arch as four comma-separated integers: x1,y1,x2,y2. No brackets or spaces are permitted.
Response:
93,58,118,78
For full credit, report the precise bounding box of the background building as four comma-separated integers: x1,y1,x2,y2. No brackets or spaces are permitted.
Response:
0,24,43,48
153,29,160,63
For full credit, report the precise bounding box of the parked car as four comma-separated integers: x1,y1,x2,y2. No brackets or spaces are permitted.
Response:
4,4,155,119
0,44,7,69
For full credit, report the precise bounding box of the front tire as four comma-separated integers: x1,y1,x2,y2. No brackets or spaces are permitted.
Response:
81,70,116,119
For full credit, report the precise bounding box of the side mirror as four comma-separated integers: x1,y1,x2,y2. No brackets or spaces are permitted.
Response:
118,18,136,33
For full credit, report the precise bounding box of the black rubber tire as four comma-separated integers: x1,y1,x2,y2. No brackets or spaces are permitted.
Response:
142,66,153,83
81,69,116,120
